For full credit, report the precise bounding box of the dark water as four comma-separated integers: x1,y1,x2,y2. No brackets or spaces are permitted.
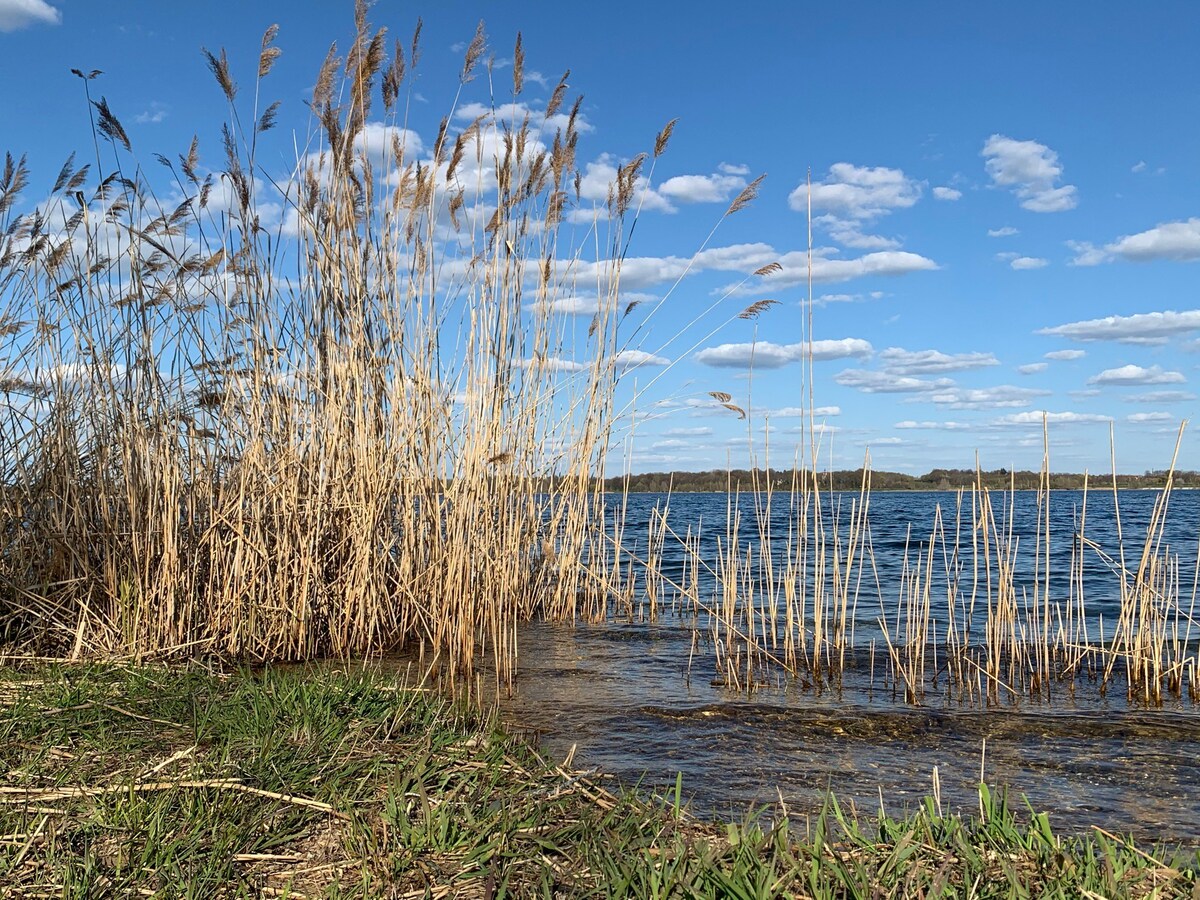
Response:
497,490,1200,843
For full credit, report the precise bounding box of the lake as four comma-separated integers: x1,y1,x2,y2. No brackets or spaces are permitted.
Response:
496,488,1200,842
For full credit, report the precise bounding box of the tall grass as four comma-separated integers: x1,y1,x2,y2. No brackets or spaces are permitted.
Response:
637,423,1198,705
1,6,1194,710
0,7,674,685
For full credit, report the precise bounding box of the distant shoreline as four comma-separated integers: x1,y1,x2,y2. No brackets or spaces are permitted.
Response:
602,468,1200,493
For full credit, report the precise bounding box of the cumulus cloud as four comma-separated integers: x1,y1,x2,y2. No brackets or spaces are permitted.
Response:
1123,390,1196,403
820,220,902,250
835,370,954,394
518,357,587,373
982,135,1078,213
993,411,1112,426
718,162,750,176
454,100,594,136
879,348,999,375
0,0,59,30
662,426,713,437
895,420,975,430
988,226,1019,237
932,186,962,201
695,338,872,369
596,242,940,295
1018,363,1048,374
770,405,841,417
573,154,673,215
1088,364,1186,386
788,163,922,250
1104,219,1200,262
614,349,669,370
1010,256,1048,270
658,173,746,204
791,163,922,218
723,249,936,294
134,102,168,125
1069,220,1200,266
525,295,600,316
925,385,1051,409
1037,309,1200,345
1045,349,1086,360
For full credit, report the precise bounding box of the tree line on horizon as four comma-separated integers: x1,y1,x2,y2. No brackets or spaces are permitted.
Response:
600,467,1200,493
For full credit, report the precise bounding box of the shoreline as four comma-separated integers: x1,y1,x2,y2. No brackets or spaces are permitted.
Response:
1,662,1195,897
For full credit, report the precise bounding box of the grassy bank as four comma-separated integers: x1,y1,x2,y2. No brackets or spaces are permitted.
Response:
0,664,1195,898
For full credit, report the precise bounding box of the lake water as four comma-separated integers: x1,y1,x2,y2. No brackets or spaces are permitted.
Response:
495,489,1200,843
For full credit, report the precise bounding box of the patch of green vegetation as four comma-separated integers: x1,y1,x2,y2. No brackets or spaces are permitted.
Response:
0,663,1195,897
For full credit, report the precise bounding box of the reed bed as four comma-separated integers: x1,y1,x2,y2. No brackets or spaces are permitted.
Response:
0,6,697,685
1,3,1195,711
626,423,1198,706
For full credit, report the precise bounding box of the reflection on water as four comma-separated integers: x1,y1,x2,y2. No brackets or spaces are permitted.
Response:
495,620,1200,843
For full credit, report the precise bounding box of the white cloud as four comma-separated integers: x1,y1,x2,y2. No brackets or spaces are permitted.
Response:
1065,240,1109,266
134,102,168,125
1127,411,1173,423
725,249,937,293
1044,349,1086,360
357,122,425,167
1106,218,1200,262
925,385,1051,409
982,135,1078,213
770,405,841,417
1132,161,1147,173
658,173,746,204
993,411,1112,426
718,162,750,176
454,100,594,136
0,0,59,31
1037,309,1200,345
835,370,954,394
1088,364,1186,386
1010,256,1048,270
695,338,872,369
1068,219,1200,266
595,242,938,294
895,420,974,430
575,154,674,215
791,163,922,219
932,186,962,201
615,349,669,370
818,219,901,250
662,426,713,437
1018,363,1048,374
526,295,600,316
519,357,587,373
1123,390,1196,403
789,163,920,248
879,347,999,375
988,226,1019,237
872,436,905,445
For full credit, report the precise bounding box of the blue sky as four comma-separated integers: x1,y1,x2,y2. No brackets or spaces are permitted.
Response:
3,0,1198,475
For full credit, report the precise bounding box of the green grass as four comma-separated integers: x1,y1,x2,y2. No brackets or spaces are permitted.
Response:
0,663,1195,898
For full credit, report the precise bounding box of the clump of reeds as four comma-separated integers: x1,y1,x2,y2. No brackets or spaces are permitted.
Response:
0,5,662,684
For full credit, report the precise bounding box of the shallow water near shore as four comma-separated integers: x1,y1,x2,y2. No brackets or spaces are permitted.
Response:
492,618,1200,844
487,489,1200,843
375,489,1200,843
